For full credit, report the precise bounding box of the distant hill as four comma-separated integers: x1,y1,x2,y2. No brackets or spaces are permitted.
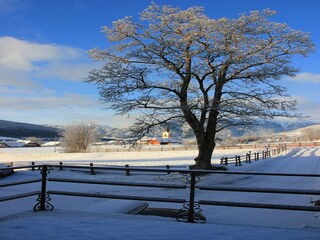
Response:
0,120,61,139
225,119,320,137
1,118,319,140
97,119,320,141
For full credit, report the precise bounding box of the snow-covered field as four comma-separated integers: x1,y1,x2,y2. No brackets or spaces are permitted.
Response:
0,146,250,166
1,147,320,239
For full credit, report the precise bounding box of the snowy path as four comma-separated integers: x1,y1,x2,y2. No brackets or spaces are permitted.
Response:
196,147,320,229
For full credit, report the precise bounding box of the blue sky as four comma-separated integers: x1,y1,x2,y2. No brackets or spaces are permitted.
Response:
0,0,319,127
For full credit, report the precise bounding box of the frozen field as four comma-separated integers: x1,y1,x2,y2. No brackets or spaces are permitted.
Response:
0,147,320,239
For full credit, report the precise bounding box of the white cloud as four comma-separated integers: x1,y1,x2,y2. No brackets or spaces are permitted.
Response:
292,95,320,120
0,36,85,71
34,62,95,82
287,72,320,83
0,93,99,111
0,66,40,89
0,36,94,90
0,93,133,126
0,36,113,125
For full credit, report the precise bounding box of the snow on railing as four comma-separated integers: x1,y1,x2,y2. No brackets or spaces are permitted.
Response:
1,162,320,224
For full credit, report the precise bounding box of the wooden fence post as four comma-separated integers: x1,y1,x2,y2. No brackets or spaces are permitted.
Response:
247,153,251,163
166,165,170,174
90,163,96,175
125,164,130,176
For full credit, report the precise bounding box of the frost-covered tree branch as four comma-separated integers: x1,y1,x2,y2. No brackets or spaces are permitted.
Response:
86,3,314,169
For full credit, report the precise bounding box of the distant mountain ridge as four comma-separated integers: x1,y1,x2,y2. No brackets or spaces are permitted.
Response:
228,119,320,137
0,120,61,138
0,118,319,140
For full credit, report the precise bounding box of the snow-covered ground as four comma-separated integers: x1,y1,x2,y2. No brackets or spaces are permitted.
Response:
0,146,250,166
0,147,320,239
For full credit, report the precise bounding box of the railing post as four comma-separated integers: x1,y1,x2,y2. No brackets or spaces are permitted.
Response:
59,162,63,170
238,156,241,166
188,173,196,223
31,162,35,171
176,172,205,223
33,165,54,211
39,165,48,210
235,155,238,166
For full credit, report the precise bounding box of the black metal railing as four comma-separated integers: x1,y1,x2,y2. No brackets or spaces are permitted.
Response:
1,163,320,223
0,165,41,203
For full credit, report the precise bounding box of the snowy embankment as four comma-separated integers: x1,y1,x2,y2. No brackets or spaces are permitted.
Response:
0,147,320,240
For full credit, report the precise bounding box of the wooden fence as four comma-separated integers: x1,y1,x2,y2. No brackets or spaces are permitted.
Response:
220,144,287,166
88,141,319,153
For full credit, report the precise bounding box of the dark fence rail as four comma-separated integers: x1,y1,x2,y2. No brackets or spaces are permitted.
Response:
1,164,320,223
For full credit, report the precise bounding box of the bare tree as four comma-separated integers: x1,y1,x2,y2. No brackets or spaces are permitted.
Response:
61,122,99,153
304,129,314,141
86,4,314,169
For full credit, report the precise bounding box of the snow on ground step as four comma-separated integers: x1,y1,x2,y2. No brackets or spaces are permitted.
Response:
0,210,319,240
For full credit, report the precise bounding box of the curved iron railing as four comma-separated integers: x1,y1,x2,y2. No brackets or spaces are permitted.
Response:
1,164,320,223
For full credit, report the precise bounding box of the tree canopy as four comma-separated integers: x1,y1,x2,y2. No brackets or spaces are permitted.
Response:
87,3,314,169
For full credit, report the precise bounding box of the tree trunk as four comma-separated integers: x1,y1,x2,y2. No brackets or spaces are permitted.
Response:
194,142,216,170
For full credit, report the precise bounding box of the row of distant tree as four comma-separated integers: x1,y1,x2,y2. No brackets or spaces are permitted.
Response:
57,122,320,153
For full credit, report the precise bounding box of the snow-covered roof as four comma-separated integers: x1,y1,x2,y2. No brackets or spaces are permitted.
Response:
0,136,30,147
